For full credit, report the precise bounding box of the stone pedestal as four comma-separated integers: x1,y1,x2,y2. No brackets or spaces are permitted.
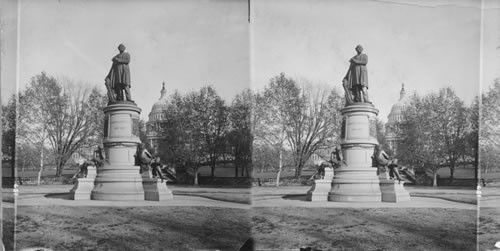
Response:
70,166,97,200
307,180,332,201
143,178,173,201
328,103,381,202
91,102,145,201
307,168,334,201
378,171,410,202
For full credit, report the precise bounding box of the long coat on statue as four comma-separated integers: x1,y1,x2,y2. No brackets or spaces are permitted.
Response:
106,52,131,89
344,53,368,89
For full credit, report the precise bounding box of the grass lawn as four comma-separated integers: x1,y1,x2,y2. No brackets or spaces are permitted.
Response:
3,206,15,251
16,206,251,251
252,207,476,251
479,207,500,251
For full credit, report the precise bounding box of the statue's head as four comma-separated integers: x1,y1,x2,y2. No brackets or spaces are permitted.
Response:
355,44,363,54
118,44,126,52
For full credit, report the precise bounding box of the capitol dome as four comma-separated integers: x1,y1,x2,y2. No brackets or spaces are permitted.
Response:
148,82,169,122
387,83,409,124
385,83,410,155
146,82,169,152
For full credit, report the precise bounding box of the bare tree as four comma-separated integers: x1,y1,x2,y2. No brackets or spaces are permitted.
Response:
254,73,343,179
17,72,107,178
286,81,343,177
17,73,61,183
254,73,301,184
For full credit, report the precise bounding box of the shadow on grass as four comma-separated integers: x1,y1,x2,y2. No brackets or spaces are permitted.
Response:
44,193,72,200
173,191,251,204
282,194,307,201
410,194,477,205
282,193,478,205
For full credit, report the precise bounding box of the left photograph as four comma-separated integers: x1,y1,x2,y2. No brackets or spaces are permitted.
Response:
1,0,251,250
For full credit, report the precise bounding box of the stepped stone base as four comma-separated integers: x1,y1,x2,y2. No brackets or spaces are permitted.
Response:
328,166,381,202
70,166,97,200
143,178,173,201
307,180,332,201
91,164,145,201
379,178,411,202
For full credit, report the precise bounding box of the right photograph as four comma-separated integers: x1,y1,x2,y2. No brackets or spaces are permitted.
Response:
250,0,488,250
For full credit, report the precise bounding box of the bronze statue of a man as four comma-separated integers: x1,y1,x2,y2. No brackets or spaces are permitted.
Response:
343,44,370,104
105,44,133,102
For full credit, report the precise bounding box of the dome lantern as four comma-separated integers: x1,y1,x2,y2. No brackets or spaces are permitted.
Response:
399,83,406,101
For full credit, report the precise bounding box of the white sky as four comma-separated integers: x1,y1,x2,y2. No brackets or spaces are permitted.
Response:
251,0,499,121
2,0,249,120
1,0,499,122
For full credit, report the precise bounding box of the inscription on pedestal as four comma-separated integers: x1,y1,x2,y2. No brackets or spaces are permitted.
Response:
109,114,132,138
346,115,369,140
369,118,377,138
132,116,140,137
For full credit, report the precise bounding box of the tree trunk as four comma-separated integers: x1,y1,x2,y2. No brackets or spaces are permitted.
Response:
295,162,303,178
210,161,216,178
294,163,299,178
234,161,239,177
294,154,304,178
37,168,44,186
276,149,283,187
246,163,251,177
276,169,281,187
193,168,199,186
37,148,44,186
56,163,62,177
449,159,455,181
433,172,438,187
474,148,478,184
56,155,67,177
